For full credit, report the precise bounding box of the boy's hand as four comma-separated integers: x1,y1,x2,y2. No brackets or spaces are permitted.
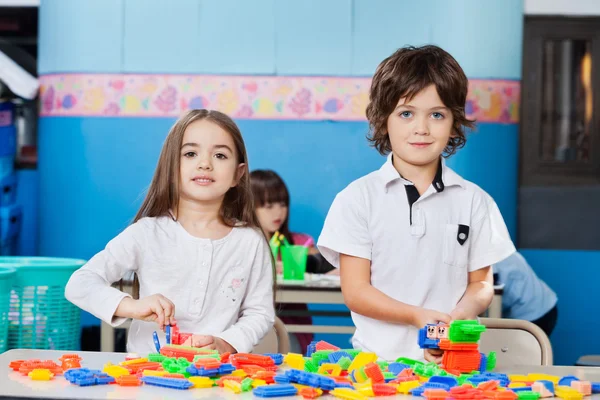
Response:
182,335,237,354
424,348,444,364
450,307,474,321
116,294,176,330
412,308,452,329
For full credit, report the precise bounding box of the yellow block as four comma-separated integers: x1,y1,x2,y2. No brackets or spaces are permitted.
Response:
397,380,421,394
357,385,375,397
284,353,305,370
224,380,242,394
252,379,267,388
188,376,214,388
555,386,584,400
330,388,367,400
28,369,54,381
509,375,529,382
231,369,247,377
509,382,527,388
348,353,378,372
142,370,167,377
528,374,560,384
102,363,130,378
318,363,342,376
119,357,148,366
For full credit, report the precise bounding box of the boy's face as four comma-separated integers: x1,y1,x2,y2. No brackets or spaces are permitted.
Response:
386,84,454,170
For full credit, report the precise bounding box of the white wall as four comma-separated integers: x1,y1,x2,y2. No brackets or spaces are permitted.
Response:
525,0,600,15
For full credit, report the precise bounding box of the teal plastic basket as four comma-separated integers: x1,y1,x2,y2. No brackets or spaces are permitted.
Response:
0,257,86,351
0,266,16,353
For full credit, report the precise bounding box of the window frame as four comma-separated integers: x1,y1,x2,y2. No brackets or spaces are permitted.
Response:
521,16,600,186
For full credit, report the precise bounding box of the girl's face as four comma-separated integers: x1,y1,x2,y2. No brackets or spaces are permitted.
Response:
179,119,245,204
256,202,288,235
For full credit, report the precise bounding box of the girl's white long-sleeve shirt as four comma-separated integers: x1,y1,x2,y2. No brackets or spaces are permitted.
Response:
65,216,275,354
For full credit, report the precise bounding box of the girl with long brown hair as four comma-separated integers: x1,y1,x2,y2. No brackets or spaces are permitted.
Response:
66,109,275,355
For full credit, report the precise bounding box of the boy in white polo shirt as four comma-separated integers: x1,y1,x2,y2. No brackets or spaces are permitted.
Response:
317,45,516,363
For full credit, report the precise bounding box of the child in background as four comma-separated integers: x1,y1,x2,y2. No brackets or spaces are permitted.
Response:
65,109,275,355
318,45,516,362
493,251,558,337
250,169,337,353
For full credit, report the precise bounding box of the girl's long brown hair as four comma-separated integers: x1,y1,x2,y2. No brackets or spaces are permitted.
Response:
125,109,275,299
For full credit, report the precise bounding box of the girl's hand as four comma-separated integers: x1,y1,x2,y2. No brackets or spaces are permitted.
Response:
424,348,444,364
182,335,237,354
116,294,177,329
411,307,451,329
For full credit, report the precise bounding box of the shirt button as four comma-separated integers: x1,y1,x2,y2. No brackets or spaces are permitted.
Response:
202,262,207,267
195,299,201,305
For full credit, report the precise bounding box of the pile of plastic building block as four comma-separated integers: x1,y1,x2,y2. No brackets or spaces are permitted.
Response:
6,320,600,399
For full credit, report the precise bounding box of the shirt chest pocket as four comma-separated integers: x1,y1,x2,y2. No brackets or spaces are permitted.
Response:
443,223,470,269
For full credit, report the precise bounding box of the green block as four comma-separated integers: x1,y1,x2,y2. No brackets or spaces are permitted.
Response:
384,372,397,380
517,392,541,400
337,357,352,370
241,378,253,392
413,363,426,376
486,352,497,371
395,357,424,367
377,361,389,370
356,367,367,381
304,361,318,373
345,349,361,358
448,320,487,343
148,353,166,362
193,354,221,362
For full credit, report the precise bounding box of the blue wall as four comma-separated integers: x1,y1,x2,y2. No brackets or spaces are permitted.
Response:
38,0,531,351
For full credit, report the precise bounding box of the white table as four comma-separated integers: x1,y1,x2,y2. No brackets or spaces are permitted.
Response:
2,349,599,400
99,276,504,352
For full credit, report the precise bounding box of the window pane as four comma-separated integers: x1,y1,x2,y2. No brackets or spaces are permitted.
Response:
540,40,593,162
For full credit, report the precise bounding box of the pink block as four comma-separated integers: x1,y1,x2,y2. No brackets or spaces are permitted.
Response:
571,381,591,396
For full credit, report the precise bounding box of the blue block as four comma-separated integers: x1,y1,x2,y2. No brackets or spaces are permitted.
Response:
253,384,298,398
388,362,410,375
411,382,451,397
141,376,194,390
306,341,317,357
418,325,440,349
429,376,458,388
264,353,284,365
274,375,291,384
479,353,488,373
510,387,532,393
328,351,352,363
558,375,579,387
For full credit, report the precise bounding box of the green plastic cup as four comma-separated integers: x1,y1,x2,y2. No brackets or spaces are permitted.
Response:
280,245,309,281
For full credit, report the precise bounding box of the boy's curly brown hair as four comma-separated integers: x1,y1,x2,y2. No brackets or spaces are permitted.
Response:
366,45,475,157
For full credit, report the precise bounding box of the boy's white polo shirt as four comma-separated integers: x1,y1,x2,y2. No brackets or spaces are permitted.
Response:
317,154,516,361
